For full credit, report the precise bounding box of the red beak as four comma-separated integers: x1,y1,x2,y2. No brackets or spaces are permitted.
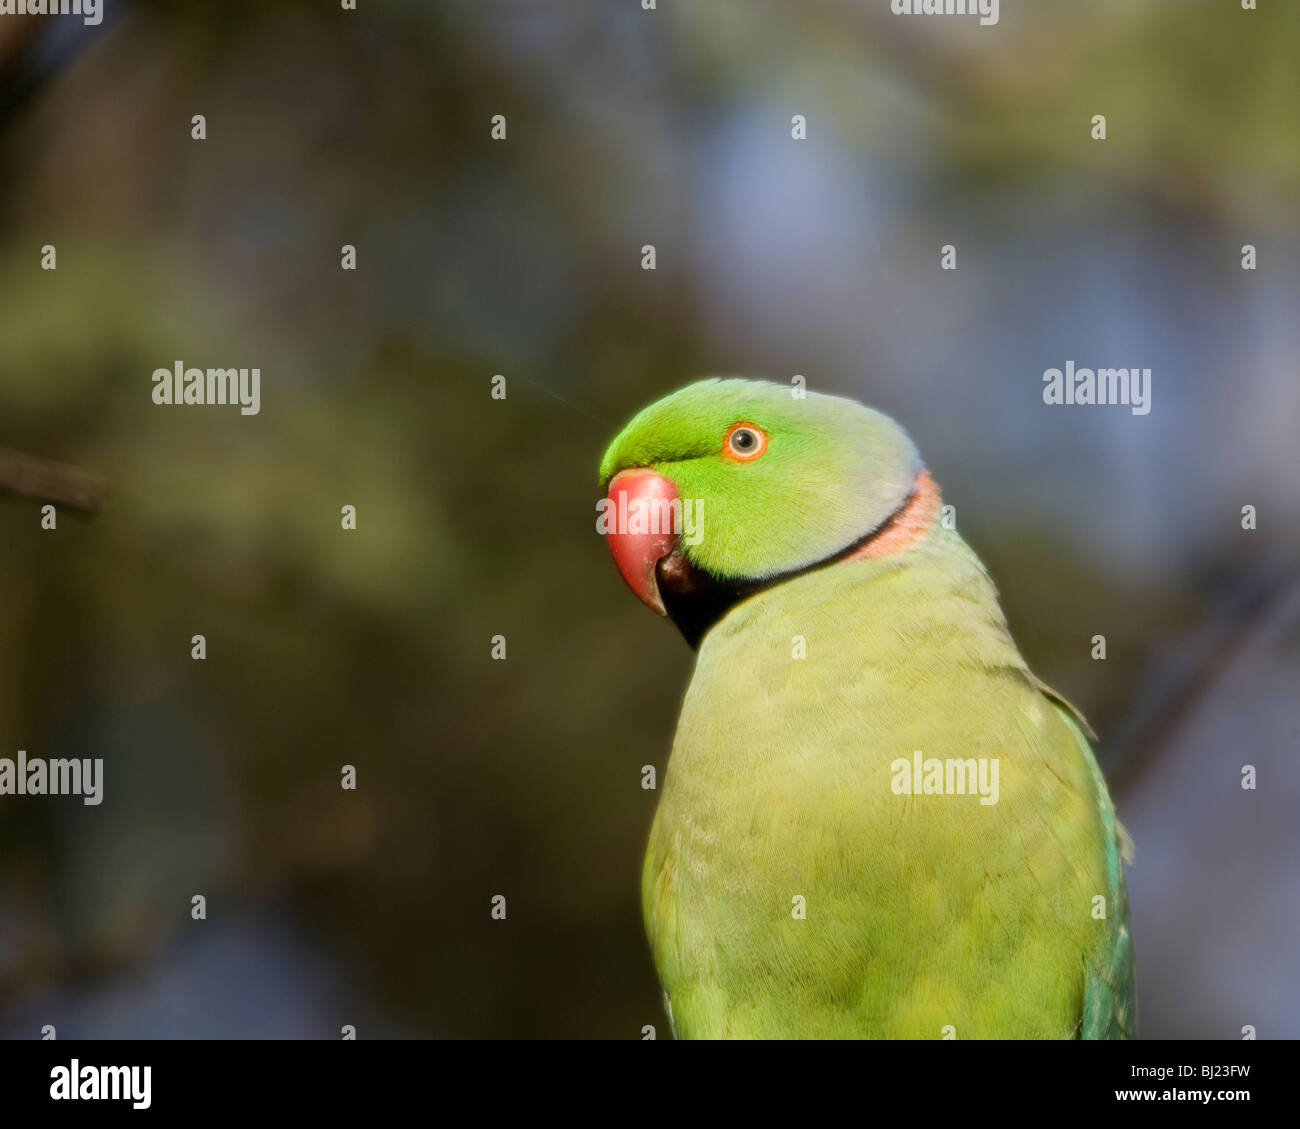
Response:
603,469,680,615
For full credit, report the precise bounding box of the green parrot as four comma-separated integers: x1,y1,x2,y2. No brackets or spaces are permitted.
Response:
597,378,1135,1039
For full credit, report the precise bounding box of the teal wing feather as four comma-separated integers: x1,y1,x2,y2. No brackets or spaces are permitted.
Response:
1051,701,1137,1039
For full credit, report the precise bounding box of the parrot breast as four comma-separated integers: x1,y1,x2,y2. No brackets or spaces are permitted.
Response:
641,513,1134,1039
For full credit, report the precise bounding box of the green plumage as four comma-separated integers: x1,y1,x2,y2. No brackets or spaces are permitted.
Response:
601,379,1135,1039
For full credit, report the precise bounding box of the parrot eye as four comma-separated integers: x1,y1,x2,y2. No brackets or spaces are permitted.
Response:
724,422,768,461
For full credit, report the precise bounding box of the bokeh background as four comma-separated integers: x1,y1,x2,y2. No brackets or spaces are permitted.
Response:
0,0,1297,1039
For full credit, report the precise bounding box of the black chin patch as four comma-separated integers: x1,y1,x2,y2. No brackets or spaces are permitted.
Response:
655,552,768,649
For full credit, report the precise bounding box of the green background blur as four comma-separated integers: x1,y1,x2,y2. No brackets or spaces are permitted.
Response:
1,0,1297,1038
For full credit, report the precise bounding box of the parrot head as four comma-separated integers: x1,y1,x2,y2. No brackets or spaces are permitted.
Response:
597,378,931,645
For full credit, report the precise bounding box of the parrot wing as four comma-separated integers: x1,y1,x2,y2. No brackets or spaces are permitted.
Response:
1049,700,1137,1040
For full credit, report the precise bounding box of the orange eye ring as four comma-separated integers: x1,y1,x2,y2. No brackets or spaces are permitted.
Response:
722,421,768,462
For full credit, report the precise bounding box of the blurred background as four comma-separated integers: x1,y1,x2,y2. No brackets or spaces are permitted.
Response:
0,0,1297,1039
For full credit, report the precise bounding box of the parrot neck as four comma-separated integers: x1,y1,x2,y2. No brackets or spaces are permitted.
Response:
660,469,942,648
841,468,941,563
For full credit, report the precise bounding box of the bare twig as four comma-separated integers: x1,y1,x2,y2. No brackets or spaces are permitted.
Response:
1106,569,1300,799
0,447,105,514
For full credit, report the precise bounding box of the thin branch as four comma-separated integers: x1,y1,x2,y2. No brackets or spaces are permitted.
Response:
0,446,105,514
1106,569,1300,799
